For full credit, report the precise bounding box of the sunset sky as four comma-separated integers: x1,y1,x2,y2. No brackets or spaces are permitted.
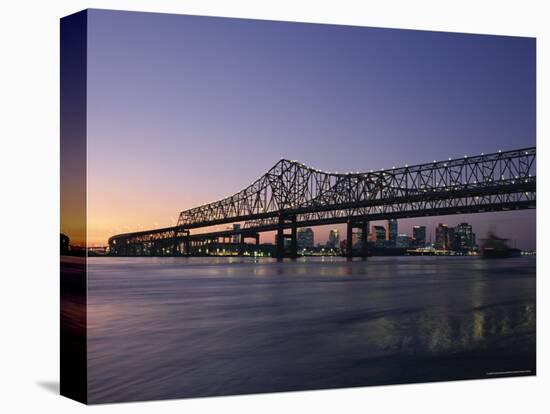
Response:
84,10,535,248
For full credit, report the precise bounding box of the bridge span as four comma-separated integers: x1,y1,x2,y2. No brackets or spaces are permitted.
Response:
108,147,536,258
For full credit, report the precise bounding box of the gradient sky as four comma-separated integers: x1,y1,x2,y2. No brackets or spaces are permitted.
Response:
86,9,536,249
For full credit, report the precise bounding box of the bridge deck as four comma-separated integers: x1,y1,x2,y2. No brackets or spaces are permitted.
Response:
108,147,536,256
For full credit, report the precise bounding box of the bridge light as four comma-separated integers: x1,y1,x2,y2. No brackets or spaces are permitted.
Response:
498,150,502,153
405,164,408,167
481,152,484,155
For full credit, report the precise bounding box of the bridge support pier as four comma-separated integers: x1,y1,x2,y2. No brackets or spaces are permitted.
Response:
290,217,297,259
346,221,353,259
276,214,298,259
238,234,246,256
276,215,284,259
346,219,369,259
240,233,260,256
360,220,369,258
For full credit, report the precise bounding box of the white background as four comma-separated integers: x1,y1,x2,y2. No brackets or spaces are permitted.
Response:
0,0,547,412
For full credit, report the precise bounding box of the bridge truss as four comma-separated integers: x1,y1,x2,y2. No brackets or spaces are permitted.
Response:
109,147,536,257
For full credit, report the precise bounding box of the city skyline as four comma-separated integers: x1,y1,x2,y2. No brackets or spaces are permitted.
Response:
273,218,510,252
74,10,535,249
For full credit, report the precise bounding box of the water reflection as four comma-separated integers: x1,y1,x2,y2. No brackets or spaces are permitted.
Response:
87,256,535,403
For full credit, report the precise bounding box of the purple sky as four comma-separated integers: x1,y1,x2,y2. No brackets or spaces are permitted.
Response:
85,9,536,249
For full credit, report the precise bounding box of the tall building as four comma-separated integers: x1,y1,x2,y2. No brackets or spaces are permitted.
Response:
297,228,314,250
371,225,386,242
454,222,476,252
351,229,364,249
370,226,388,247
327,229,340,249
387,219,398,246
412,225,426,247
446,227,455,251
435,224,448,249
232,224,241,243
396,234,412,248
435,223,456,250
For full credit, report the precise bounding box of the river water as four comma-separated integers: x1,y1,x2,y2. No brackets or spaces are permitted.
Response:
86,256,536,403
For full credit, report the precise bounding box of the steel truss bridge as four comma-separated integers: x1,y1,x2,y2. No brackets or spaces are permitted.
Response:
108,147,536,258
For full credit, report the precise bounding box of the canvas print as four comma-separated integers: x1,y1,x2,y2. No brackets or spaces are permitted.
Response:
60,9,536,404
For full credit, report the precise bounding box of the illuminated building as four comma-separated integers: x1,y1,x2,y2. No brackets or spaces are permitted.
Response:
435,223,456,250
297,228,314,250
396,234,412,248
351,229,364,249
454,222,476,252
387,219,398,246
413,225,426,247
435,224,449,249
327,229,340,249
371,225,386,242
